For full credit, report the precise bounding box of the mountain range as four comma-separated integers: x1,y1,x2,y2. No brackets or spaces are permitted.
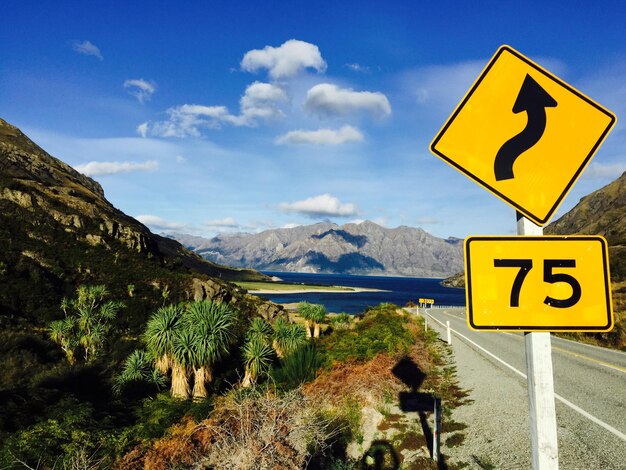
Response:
171,221,464,277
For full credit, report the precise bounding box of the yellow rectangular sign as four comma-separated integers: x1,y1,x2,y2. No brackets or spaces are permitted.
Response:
464,236,613,331
419,298,435,304
431,46,616,226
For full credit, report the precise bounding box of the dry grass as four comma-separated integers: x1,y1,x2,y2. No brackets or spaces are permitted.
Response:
303,353,406,406
116,389,339,470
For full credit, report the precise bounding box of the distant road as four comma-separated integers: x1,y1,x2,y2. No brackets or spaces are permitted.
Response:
420,307,626,469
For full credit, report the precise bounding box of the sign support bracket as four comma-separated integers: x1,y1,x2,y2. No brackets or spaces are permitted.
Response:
517,212,559,469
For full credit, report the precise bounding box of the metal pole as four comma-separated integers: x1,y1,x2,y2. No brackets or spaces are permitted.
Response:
433,397,442,462
446,320,452,345
518,213,559,469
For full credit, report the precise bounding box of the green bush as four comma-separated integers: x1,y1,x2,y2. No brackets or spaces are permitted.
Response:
318,304,415,366
270,344,320,390
0,397,114,469
329,313,353,331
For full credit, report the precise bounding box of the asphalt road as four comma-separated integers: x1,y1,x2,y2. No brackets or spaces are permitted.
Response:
420,307,626,469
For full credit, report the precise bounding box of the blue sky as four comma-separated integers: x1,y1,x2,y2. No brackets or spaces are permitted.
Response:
1,1,625,239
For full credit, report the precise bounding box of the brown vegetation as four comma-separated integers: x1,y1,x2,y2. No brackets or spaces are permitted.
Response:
117,389,338,469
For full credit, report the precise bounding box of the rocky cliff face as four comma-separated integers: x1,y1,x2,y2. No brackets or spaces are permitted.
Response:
173,221,464,277
0,118,271,326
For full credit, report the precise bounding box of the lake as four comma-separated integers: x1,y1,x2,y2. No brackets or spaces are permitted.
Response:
259,271,465,314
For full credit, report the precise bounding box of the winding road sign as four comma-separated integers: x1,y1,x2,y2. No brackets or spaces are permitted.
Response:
431,45,616,226
464,235,613,331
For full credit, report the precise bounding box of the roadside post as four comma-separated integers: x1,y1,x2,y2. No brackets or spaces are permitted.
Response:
517,214,558,468
446,321,451,345
433,397,442,462
429,45,616,469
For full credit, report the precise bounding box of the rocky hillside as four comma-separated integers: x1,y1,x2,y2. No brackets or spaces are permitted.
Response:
440,271,465,289
546,171,626,281
172,221,464,277
0,118,272,327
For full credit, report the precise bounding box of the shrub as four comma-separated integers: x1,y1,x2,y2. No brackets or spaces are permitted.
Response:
270,344,320,390
120,388,340,469
318,304,416,367
329,313,354,331
198,388,339,469
0,398,112,469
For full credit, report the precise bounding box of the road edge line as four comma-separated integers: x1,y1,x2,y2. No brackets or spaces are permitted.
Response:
422,309,626,442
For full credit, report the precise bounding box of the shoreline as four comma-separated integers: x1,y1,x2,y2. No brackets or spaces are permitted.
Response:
248,286,388,294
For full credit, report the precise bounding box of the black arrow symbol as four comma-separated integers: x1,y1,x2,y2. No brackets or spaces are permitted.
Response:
494,74,557,181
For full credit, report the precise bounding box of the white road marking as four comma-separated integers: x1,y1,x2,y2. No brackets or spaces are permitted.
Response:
420,309,626,442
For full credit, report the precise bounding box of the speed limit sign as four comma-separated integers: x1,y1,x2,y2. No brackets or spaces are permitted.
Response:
464,235,613,331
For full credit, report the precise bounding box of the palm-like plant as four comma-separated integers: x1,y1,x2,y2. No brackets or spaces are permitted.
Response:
298,302,313,338
50,285,123,363
308,304,327,338
241,335,275,388
49,317,78,365
113,349,166,395
145,304,184,374
298,302,327,338
73,286,123,361
246,317,273,343
272,318,307,358
171,328,195,399
184,301,238,400
144,304,186,398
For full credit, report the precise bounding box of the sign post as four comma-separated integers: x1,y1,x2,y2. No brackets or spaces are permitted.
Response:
518,214,558,469
429,45,616,470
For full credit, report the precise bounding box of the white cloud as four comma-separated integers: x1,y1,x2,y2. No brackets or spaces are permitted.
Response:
204,217,239,228
175,155,187,164
124,79,156,103
345,63,371,74
72,40,103,60
282,223,302,229
135,214,185,232
142,82,287,137
276,125,363,145
136,122,149,137
305,84,391,118
227,82,288,126
583,162,626,180
136,215,243,236
147,104,230,137
279,193,358,218
241,39,326,79
74,160,159,176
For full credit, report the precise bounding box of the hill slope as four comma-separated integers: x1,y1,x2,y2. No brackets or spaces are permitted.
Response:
173,221,464,277
0,118,270,327
546,171,626,280
545,171,626,244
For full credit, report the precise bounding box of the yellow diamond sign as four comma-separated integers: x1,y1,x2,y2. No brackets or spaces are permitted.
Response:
465,236,613,331
431,45,616,225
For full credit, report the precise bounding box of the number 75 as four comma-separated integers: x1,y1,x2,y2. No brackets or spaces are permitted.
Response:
494,259,582,308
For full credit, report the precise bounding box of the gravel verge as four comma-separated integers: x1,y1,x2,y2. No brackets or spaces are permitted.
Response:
428,308,623,470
